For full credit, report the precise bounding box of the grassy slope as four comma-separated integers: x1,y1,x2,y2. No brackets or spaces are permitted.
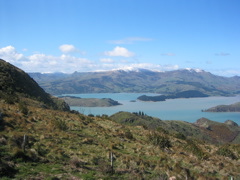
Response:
1,101,240,179
110,112,240,144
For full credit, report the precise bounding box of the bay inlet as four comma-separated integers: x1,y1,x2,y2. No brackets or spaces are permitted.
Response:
62,93,240,123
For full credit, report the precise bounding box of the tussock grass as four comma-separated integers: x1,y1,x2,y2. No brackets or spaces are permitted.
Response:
0,101,240,179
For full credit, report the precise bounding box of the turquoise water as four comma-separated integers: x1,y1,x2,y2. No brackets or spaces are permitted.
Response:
63,93,240,123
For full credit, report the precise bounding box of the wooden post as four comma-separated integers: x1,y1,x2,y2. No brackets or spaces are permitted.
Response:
110,151,114,174
22,134,27,153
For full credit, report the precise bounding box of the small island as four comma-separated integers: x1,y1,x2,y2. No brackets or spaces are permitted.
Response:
137,90,209,102
203,102,240,112
60,96,122,107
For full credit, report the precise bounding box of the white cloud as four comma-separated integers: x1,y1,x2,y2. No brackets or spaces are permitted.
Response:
105,46,134,57
100,58,114,63
109,37,153,44
25,53,93,73
1,45,238,76
59,44,79,53
0,45,24,62
0,45,180,73
0,45,94,73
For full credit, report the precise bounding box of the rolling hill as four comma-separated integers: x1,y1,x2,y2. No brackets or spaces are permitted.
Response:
110,111,240,144
29,69,240,96
1,59,240,179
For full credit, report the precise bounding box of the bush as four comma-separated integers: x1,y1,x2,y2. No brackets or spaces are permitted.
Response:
185,140,207,160
175,133,186,140
0,159,17,178
125,130,134,140
52,118,68,131
97,159,113,174
88,114,94,117
216,146,237,160
18,102,29,115
70,156,85,168
147,131,171,149
156,126,169,134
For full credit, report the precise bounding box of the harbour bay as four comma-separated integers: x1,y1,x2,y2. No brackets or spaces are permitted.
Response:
65,93,240,123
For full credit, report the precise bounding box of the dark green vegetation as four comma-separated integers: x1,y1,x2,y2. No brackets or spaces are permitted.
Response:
1,59,240,179
60,96,122,107
110,112,240,144
29,69,240,96
0,59,69,111
137,90,209,101
203,102,240,112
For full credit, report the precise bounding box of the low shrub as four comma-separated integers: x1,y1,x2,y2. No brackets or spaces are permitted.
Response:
97,159,113,174
185,139,207,160
70,156,85,168
18,102,29,115
125,130,134,140
175,133,186,140
52,118,68,131
216,146,237,160
147,131,171,149
88,114,94,117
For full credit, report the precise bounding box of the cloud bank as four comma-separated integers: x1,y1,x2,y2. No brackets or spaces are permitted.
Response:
0,45,238,76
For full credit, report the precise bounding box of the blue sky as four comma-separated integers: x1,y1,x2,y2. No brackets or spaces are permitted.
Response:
0,0,240,76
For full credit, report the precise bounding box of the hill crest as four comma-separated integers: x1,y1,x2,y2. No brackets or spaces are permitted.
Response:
29,68,240,95
0,59,69,111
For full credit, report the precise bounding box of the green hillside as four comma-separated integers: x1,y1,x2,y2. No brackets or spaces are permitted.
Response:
0,59,69,111
1,59,240,179
110,111,240,144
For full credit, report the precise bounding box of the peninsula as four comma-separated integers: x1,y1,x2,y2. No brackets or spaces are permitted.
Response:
203,102,240,112
60,96,122,107
137,90,209,102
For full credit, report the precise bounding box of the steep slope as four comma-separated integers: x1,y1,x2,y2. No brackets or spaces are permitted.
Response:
29,69,240,96
0,59,69,111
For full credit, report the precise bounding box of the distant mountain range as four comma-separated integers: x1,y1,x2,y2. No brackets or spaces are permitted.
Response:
29,68,240,96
